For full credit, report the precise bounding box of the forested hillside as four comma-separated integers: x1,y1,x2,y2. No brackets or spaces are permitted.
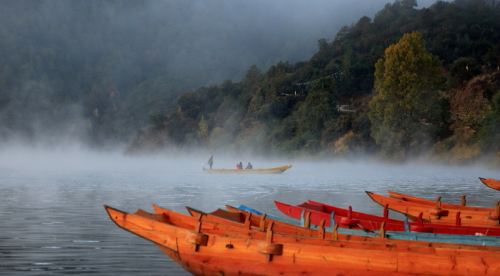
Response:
0,0,410,147
129,0,500,165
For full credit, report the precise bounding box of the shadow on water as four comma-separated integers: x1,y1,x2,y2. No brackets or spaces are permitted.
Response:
1,151,499,275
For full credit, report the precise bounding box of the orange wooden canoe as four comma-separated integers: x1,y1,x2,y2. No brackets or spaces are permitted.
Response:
105,205,500,275
479,177,500,191
158,205,500,251
367,191,500,227
191,205,500,245
387,190,493,212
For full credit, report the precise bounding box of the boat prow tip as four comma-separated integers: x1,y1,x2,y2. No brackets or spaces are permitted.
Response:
103,205,121,212
185,206,206,215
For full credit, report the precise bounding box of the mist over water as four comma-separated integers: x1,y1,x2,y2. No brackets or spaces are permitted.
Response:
1,147,499,275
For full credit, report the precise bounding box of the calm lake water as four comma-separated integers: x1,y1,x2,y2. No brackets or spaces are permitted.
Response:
1,148,500,275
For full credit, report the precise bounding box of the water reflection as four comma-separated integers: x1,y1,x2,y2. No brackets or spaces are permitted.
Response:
0,155,499,275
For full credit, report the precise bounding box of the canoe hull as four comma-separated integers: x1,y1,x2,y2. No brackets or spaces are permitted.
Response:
222,205,500,246
105,205,500,276
479,177,500,191
307,200,402,224
275,200,404,230
387,190,491,212
275,199,500,237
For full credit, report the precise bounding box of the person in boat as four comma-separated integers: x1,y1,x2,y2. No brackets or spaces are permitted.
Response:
245,162,253,169
207,155,213,169
239,162,243,169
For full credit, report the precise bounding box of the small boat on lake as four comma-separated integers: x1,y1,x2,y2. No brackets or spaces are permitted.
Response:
479,177,500,191
105,204,500,275
203,164,292,174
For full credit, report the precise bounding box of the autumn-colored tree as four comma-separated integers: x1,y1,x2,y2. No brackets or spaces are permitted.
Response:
368,31,446,159
197,115,209,139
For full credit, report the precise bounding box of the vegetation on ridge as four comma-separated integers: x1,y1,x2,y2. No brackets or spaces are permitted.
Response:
129,0,500,166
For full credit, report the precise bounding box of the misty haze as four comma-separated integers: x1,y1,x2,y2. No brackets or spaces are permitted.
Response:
0,0,439,153
1,0,500,275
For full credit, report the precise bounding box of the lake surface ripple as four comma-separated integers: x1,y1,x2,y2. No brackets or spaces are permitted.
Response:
1,152,499,275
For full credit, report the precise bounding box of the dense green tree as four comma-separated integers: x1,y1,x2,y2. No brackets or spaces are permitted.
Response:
369,32,446,158
244,65,262,85
482,45,500,72
295,77,339,140
335,25,352,41
450,57,482,87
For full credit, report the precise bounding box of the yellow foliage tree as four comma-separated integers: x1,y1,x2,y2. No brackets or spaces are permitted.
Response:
369,31,446,159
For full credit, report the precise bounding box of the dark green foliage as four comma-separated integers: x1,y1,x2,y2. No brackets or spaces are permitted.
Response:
178,92,201,119
434,97,453,141
295,77,339,137
244,65,262,85
450,57,482,87
321,115,353,144
482,45,500,71
148,114,168,128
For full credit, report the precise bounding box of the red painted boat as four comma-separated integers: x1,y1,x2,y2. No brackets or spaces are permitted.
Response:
276,200,412,231
275,200,500,236
305,200,402,224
